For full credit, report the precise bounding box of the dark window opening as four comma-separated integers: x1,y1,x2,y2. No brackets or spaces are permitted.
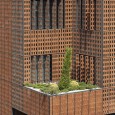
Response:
43,0,47,29
31,56,39,83
57,0,61,28
50,55,52,81
31,0,39,30
81,0,82,29
31,55,52,83
63,0,65,28
43,55,46,81
49,0,54,29
12,108,27,115
31,0,65,30
57,0,65,28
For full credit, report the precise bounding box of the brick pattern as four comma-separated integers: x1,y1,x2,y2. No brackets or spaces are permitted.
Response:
76,54,95,84
23,88,50,115
0,0,115,114
50,89,103,115
23,0,73,83
12,88,103,115
102,0,115,113
0,0,12,115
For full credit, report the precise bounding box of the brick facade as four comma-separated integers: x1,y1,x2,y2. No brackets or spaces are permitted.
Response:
0,0,115,114
22,88,103,115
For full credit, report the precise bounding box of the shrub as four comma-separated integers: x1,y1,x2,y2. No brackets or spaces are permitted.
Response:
43,83,59,94
68,80,79,90
24,80,98,94
49,83,59,94
78,82,88,90
77,85,86,90
60,88,69,92
58,48,72,90
86,84,97,89
24,83,34,87
70,80,79,87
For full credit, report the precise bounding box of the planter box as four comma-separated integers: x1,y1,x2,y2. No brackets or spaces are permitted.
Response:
21,87,103,115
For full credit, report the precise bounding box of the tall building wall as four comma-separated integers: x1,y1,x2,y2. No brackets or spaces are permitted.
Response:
23,0,115,114
71,0,103,87
23,0,73,83
11,0,24,112
72,0,115,114
103,0,115,113
0,0,115,114
0,0,12,114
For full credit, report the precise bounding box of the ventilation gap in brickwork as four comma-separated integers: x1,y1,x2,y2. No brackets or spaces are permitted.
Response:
31,55,52,83
31,0,39,30
57,0,61,28
81,0,83,29
49,0,53,29
43,0,47,29
31,0,65,30
63,0,65,28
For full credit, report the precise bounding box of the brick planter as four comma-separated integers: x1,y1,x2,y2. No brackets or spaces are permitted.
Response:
21,87,103,115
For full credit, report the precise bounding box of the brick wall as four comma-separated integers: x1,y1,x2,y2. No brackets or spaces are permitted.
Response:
50,89,103,115
23,88,50,115
20,88,103,115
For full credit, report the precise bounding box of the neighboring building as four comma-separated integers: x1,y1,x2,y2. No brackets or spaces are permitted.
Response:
0,0,114,115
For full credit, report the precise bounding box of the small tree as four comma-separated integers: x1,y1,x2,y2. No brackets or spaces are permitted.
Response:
58,48,72,90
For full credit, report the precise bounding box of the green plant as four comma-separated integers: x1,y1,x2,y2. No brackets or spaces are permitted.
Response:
79,82,87,87
42,83,59,94
24,83,34,87
49,83,59,94
86,83,97,89
60,88,69,92
77,85,86,90
24,80,98,94
58,48,72,90
70,80,79,87
77,82,88,90
68,80,79,90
